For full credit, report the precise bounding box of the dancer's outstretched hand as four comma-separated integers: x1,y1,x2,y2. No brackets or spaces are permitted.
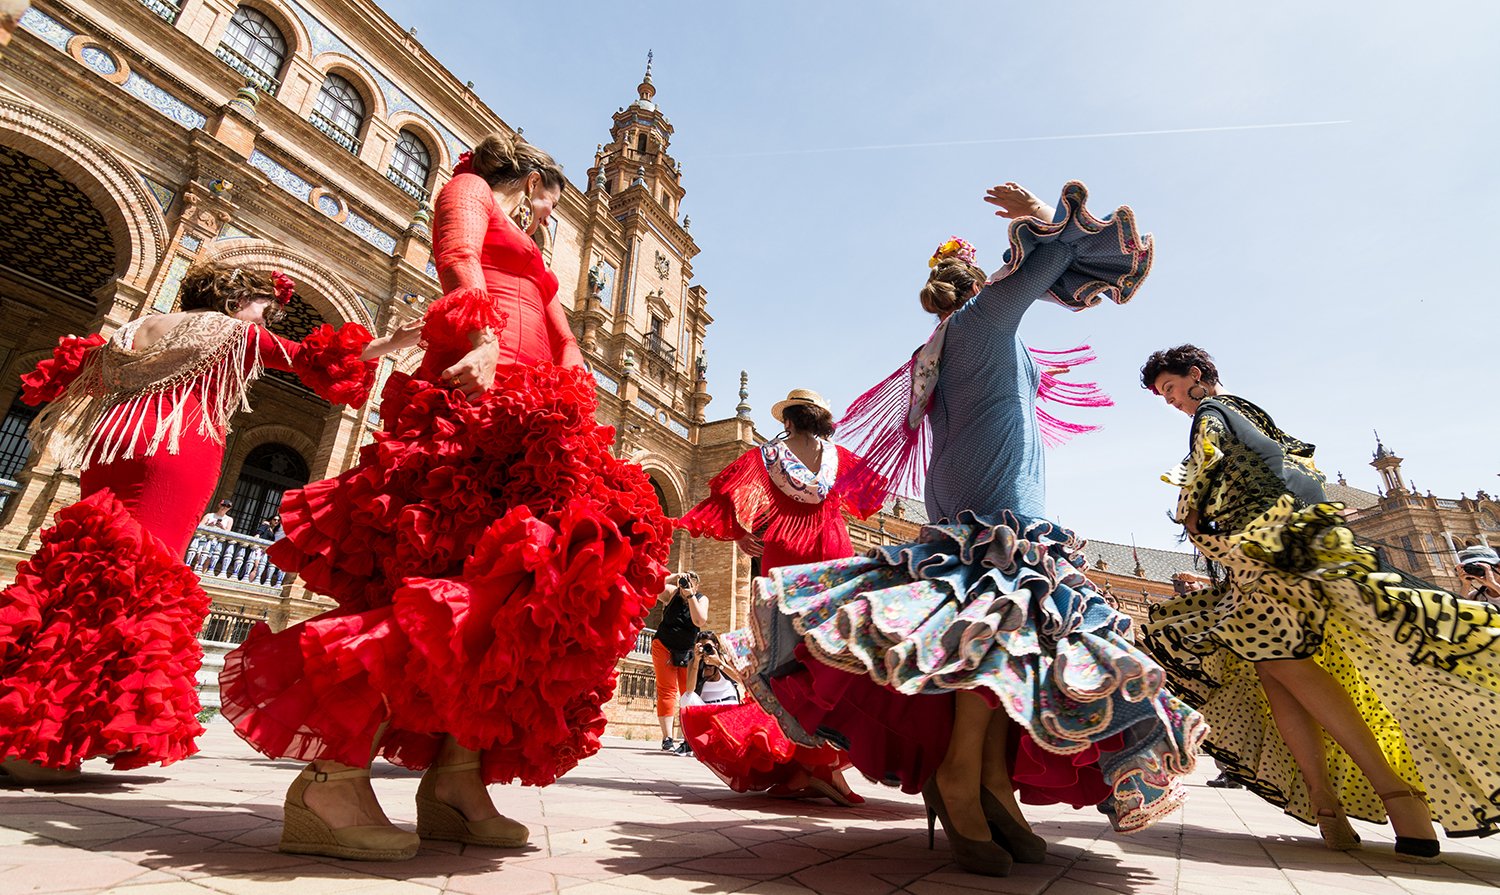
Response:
441,329,499,398
984,182,1053,221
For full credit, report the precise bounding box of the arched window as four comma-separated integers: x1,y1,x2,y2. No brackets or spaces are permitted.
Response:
387,129,432,200
216,6,286,94
227,442,309,536
310,74,366,154
636,133,647,153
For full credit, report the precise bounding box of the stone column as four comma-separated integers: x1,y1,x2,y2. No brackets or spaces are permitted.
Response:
1443,531,1461,565
311,405,364,478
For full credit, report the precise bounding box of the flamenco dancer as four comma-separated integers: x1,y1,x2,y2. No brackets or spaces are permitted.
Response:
220,134,672,862
747,182,1206,876
0,262,402,782
1140,345,1500,862
676,389,885,806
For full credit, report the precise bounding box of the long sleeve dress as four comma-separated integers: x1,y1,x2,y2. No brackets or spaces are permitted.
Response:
220,171,673,786
0,313,374,771
746,184,1207,832
1143,396,1500,836
675,436,885,792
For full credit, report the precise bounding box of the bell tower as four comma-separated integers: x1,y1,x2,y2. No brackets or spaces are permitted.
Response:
1370,432,1408,496
589,51,686,218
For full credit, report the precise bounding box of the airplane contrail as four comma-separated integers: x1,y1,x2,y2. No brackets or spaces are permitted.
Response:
715,120,1353,159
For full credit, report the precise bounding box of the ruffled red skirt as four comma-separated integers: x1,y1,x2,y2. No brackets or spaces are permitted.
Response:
0,489,210,769
770,646,1113,806
220,363,671,786
680,698,849,792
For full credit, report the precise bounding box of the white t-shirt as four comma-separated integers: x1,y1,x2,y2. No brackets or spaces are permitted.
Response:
696,675,739,706
200,512,234,531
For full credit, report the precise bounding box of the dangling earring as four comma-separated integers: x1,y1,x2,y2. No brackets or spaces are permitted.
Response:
1188,383,1208,401
511,191,534,231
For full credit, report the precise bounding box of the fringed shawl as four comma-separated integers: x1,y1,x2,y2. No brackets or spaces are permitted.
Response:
29,314,289,470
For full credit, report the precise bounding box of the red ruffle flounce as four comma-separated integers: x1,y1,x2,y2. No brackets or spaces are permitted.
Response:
0,489,210,770
221,362,671,785
770,645,1112,806
680,699,849,793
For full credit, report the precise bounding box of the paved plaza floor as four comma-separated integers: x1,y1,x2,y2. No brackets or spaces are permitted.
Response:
3,724,1499,895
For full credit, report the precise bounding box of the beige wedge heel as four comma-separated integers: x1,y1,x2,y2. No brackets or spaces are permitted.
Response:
415,760,529,848
280,765,419,862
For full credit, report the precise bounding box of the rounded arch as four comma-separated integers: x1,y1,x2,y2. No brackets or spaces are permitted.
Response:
310,53,387,122
386,112,450,176
632,452,688,518
206,239,372,328
0,99,167,292
227,423,318,468
223,0,309,73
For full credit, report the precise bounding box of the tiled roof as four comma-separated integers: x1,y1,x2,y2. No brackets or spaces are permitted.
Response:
1085,539,1208,584
1324,481,1380,510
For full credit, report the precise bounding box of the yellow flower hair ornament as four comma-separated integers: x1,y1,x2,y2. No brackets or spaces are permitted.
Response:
929,236,978,268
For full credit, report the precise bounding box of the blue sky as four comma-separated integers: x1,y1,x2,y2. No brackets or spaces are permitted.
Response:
384,0,1499,549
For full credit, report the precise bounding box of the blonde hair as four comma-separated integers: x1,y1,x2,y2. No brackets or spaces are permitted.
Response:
469,132,565,191
919,258,987,316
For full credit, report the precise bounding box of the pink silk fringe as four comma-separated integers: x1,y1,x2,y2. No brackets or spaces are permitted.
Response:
837,345,1110,501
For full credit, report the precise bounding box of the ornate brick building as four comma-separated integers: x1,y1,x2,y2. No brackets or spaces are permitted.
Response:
0,0,767,733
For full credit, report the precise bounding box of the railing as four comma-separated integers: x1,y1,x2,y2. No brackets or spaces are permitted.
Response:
214,44,280,95
0,477,18,518
386,167,430,202
200,605,264,645
630,627,655,659
308,110,362,155
644,332,677,366
184,526,286,590
137,0,181,22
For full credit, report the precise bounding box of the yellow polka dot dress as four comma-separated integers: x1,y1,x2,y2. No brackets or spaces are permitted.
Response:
1142,396,1500,837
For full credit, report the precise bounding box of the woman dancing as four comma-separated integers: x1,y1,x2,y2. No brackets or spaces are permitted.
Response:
220,133,673,862
747,182,1206,876
1140,344,1500,862
677,389,884,805
0,262,399,782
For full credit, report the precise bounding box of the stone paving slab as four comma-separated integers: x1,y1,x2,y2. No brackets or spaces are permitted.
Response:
2,725,1498,894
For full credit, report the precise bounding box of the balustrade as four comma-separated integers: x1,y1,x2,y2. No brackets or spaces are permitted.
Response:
184,525,285,589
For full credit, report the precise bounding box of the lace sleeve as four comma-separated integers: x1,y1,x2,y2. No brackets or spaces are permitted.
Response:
433,173,494,293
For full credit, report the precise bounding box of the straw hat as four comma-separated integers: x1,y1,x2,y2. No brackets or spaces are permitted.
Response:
771,388,831,422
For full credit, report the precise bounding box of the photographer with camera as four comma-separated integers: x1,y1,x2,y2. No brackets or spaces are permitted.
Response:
650,572,708,752
1458,546,1500,607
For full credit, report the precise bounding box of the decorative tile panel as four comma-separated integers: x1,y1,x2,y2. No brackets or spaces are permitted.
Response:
284,0,470,164
140,174,177,213
316,194,341,216
248,151,313,201
359,297,380,321
179,234,201,252
424,260,438,280
216,223,255,241
121,74,207,129
344,212,396,253
80,45,116,75
668,418,690,439
19,7,73,51
636,396,656,415
152,254,193,312
591,369,619,393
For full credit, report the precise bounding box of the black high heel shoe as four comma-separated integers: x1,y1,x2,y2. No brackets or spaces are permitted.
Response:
1379,789,1441,864
921,776,1013,877
979,788,1047,863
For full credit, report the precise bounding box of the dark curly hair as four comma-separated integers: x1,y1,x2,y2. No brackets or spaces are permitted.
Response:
1140,344,1219,394
782,403,835,439
178,260,284,323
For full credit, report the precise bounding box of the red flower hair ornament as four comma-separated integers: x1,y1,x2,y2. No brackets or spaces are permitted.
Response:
270,271,295,306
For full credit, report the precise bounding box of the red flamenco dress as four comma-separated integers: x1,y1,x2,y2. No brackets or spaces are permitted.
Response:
220,170,672,786
0,312,375,771
676,436,883,793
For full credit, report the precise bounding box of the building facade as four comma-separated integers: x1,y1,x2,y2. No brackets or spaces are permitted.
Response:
0,0,768,735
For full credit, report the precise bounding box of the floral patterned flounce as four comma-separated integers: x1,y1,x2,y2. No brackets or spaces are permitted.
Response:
220,363,672,786
1145,497,1500,837
0,490,210,770
749,510,1207,832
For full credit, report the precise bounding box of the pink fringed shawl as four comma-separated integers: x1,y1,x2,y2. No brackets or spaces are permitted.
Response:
838,321,1111,501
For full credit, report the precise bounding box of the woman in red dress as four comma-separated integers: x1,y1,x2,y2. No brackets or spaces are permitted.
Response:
220,134,673,862
0,262,390,783
676,389,884,805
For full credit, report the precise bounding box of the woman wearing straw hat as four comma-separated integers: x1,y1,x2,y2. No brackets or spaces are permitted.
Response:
675,388,886,804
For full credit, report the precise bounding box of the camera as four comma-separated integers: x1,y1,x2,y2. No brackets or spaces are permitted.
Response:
678,574,693,588
1462,563,1491,578
698,639,716,656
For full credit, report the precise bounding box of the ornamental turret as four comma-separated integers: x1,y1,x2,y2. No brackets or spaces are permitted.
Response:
586,52,685,221
1371,431,1408,496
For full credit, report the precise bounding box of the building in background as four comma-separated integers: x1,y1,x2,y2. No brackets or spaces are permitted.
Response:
0,0,765,734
